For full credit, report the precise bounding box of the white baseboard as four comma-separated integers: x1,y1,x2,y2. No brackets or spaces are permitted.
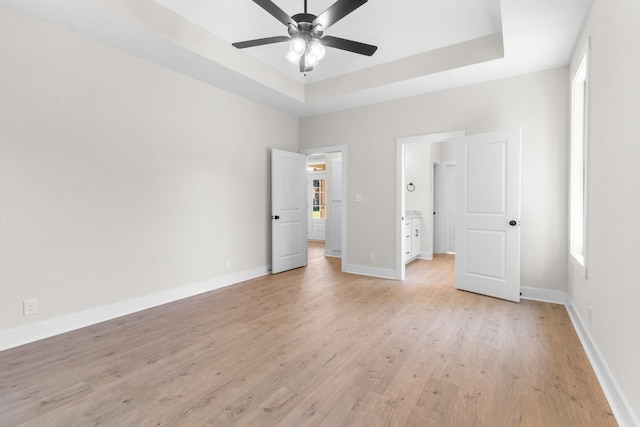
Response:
565,298,639,427
324,249,342,258
2,276,636,426
0,266,269,352
417,251,434,260
519,287,637,426
343,263,396,280
520,286,568,305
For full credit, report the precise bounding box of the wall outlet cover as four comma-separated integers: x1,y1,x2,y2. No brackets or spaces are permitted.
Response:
23,298,38,316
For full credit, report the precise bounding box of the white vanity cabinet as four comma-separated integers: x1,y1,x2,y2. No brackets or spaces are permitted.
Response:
404,221,412,261
404,216,421,263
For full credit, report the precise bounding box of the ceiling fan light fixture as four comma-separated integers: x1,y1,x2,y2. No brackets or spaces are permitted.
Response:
290,37,306,55
234,0,377,73
286,37,306,63
286,49,301,63
308,39,326,60
305,53,320,67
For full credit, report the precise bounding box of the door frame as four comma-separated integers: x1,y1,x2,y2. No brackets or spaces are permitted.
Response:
300,145,347,272
395,131,465,280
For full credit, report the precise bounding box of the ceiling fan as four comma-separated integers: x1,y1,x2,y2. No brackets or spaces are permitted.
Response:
232,0,377,73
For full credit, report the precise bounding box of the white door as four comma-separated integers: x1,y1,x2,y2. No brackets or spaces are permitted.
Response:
455,129,521,302
272,149,308,274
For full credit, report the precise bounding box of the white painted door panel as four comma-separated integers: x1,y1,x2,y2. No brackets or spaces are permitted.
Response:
272,149,308,274
455,129,521,302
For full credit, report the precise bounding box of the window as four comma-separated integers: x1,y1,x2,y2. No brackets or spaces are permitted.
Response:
312,178,326,219
570,45,589,275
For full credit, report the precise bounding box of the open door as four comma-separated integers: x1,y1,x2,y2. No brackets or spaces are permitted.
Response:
271,149,308,274
455,129,521,302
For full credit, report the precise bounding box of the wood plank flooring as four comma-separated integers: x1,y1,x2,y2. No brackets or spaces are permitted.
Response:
0,242,616,426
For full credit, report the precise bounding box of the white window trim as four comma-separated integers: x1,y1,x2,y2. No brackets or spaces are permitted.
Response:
569,38,590,278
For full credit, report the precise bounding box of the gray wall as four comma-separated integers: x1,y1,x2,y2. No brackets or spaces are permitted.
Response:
568,0,640,421
0,8,298,332
300,67,570,291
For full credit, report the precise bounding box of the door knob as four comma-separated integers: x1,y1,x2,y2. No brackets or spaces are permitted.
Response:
509,220,517,226
272,215,280,220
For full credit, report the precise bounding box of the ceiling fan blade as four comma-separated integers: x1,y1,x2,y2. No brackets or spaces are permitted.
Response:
253,0,297,28
321,36,377,56
232,36,291,49
313,0,367,30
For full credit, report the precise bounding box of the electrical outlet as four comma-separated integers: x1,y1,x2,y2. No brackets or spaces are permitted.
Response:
588,306,592,325
225,259,231,270
369,253,375,263
23,298,38,316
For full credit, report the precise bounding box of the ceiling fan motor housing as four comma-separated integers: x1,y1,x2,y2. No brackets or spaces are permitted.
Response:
289,14,324,40
292,13,316,24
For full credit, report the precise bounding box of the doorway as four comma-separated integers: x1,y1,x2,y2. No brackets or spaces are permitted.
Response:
395,131,465,280
433,160,456,254
307,169,327,241
301,145,347,269
395,129,522,302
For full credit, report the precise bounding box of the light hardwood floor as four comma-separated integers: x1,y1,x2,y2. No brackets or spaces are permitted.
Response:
1,242,616,426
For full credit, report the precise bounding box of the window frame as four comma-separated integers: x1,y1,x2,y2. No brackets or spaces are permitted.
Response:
569,40,590,277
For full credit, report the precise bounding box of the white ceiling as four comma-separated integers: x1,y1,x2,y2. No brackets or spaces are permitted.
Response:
1,0,593,117
154,0,503,84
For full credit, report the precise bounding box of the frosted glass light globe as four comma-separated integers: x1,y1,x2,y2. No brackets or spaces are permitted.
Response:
306,54,320,67
308,40,326,60
290,38,306,55
286,49,301,63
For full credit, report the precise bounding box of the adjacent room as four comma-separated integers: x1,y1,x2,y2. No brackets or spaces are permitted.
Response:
1,0,638,425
